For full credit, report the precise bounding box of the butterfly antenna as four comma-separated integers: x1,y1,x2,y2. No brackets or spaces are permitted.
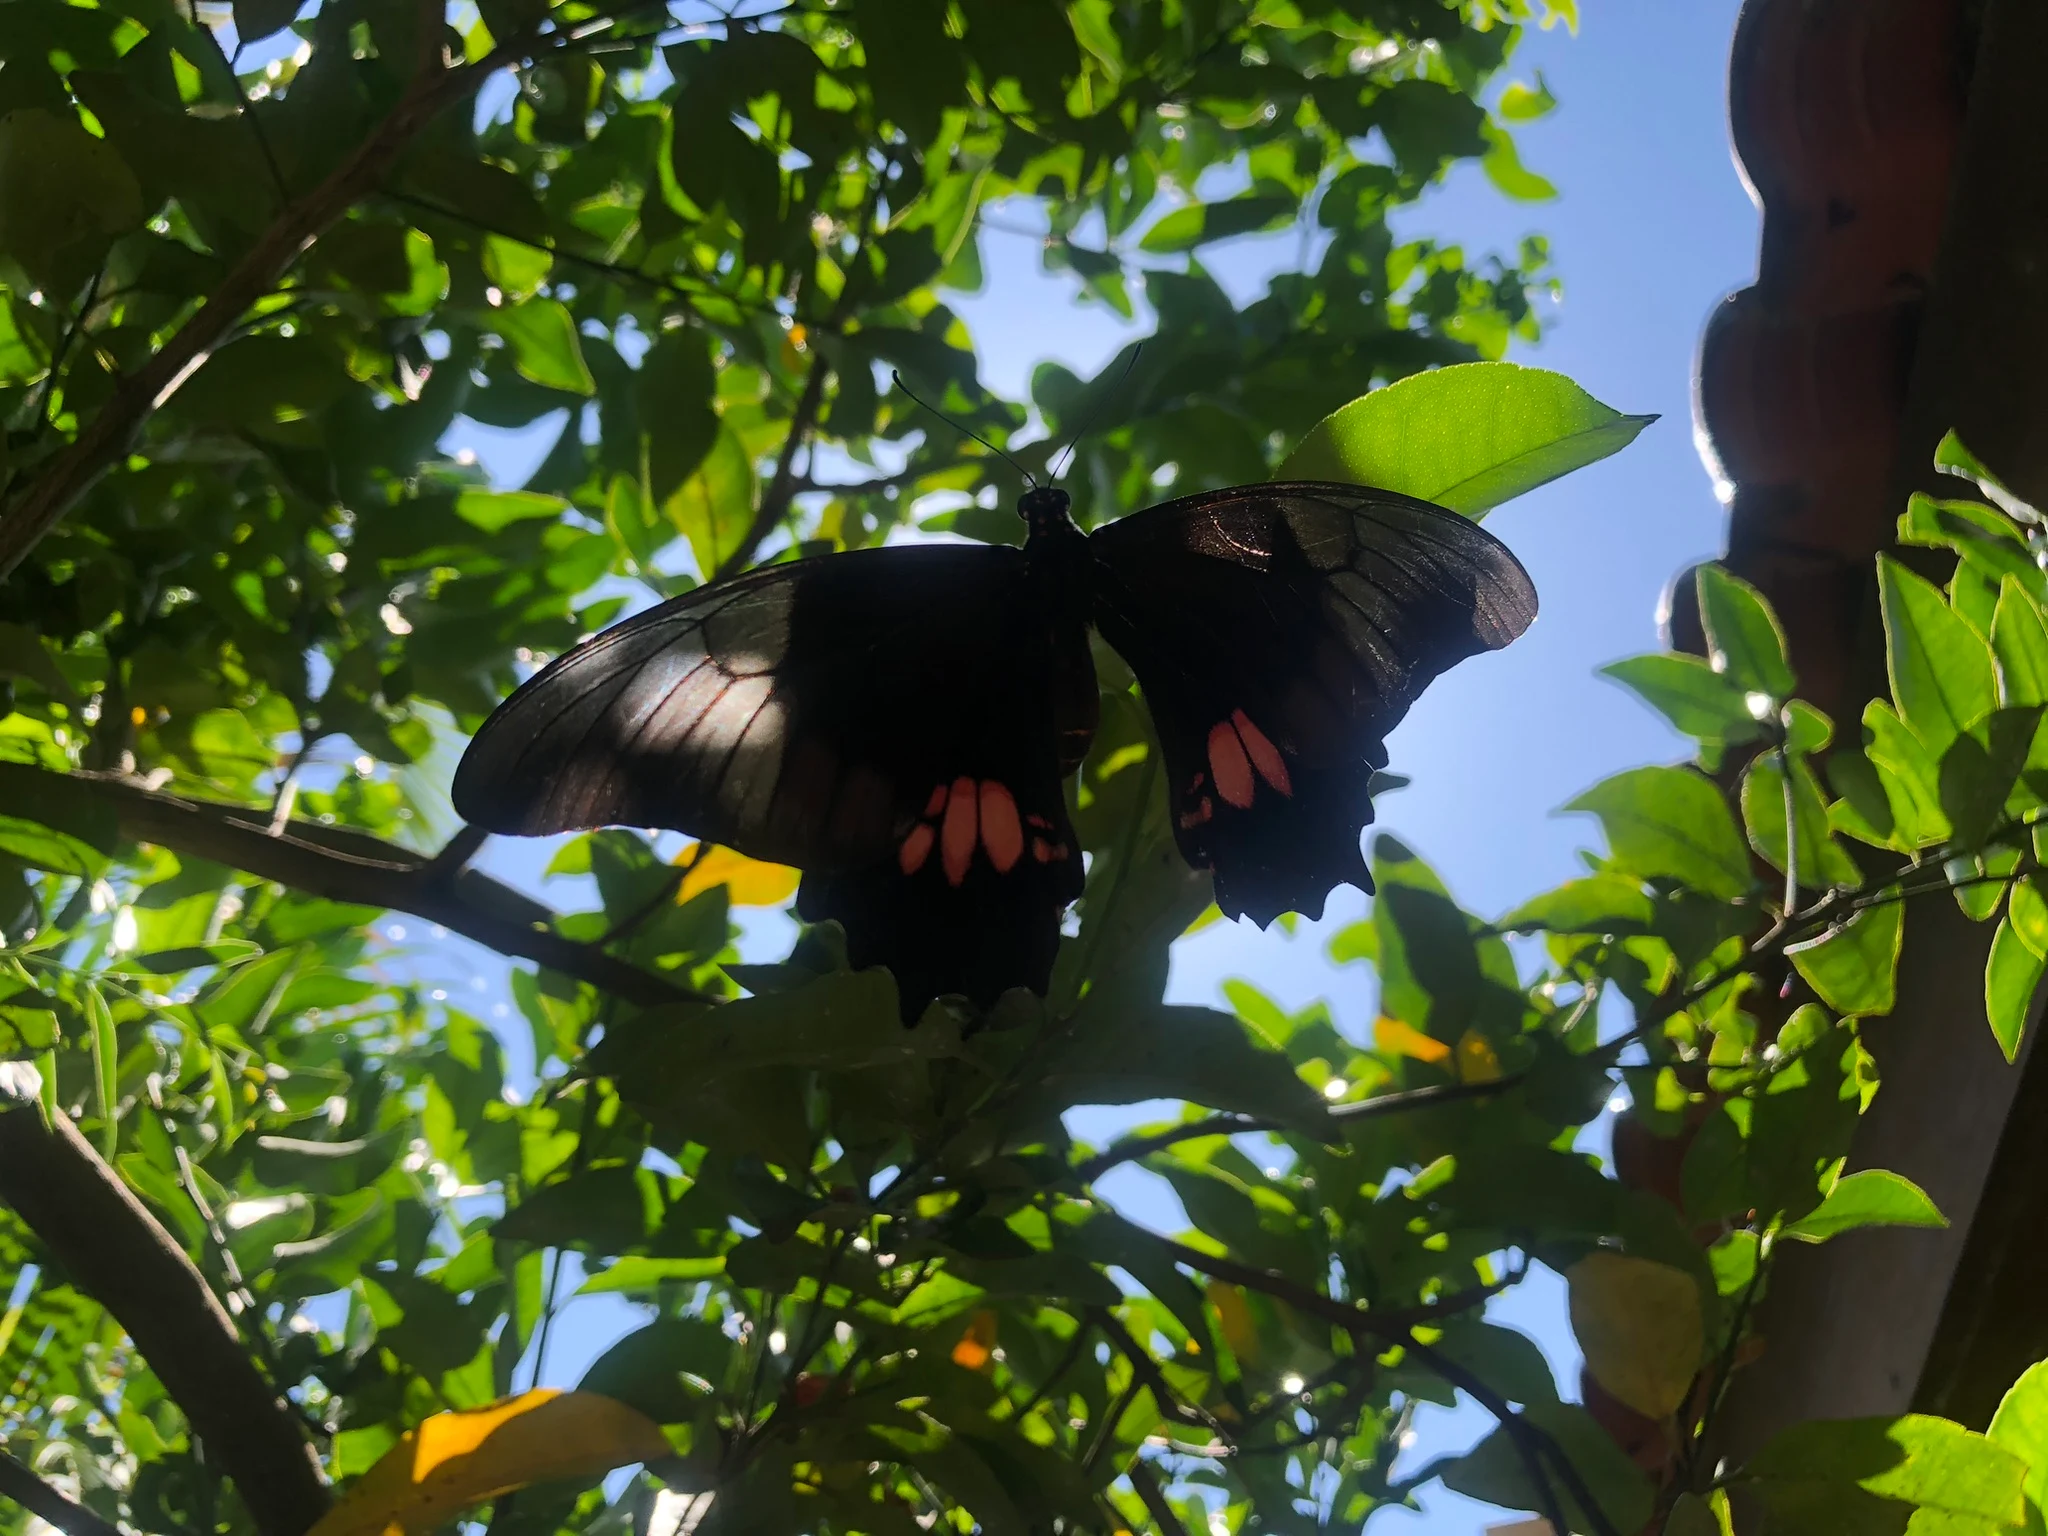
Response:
1051,343,1143,483
889,371,1037,488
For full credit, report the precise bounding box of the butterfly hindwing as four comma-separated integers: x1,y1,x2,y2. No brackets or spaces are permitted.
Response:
1088,481,1537,924
452,544,1094,1015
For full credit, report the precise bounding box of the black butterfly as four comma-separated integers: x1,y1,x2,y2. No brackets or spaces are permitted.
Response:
452,480,1536,1018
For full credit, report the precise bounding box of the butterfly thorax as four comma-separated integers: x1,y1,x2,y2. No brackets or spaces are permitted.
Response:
1018,486,1090,616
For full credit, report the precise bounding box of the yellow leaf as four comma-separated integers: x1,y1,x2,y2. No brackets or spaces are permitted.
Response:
1456,1028,1501,1083
310,1390,669,1536
1206,1280,1259,1364
951,1308,997,1370
1567,1252,1704,1420
675,843,799,907
1374,1016,1451,1065
1181,903,1224,937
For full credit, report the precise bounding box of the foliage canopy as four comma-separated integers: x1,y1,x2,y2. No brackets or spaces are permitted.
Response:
7,2,2048,1535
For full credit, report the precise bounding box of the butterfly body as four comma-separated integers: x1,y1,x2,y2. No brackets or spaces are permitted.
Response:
453,480,1536,1018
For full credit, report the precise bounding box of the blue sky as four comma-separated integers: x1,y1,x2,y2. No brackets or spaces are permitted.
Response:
413,5,1760,1527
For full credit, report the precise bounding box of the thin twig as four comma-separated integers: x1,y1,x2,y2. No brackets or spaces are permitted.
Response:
29,270,105,437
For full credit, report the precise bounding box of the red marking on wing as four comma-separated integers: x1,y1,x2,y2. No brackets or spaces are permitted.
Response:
1025,812,1053,831
923,784,948,817
1207,721,1256,809
941,776,978,886
1178,796,1214,831
898,822,935,876
979,781,1024,873
1031,836,1053,864
1232,709,1292,796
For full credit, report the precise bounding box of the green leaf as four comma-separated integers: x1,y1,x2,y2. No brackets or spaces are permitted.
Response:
1741,1415,2029,1530
1781,1170,1947,1243
1787,902,1904,1017
2009,876,2048,958
1566,766,1754,900
1940,707,2042,849
1139,193,1297,253
859,0,965,146
1600,652,1763,746
1881,554,1998,755
0,108,144,290
1696,565,1797,701
666,422,757,580
638,327,720,506
1498,74,1557,120
1986,916,2044,1062
1860,700,1952,848
1479,121,1556,200
233,0,301,45
1497,874,1655,935
481,234,552,302
1900,494,2040,589
0,814,108,877
495,298,596,394
1994,578,2048,706
578,1318,730,1422
1438,1400,1655,1535
1276,361,1654,517
575,1256,726,1296
455,489,569,532
0,622,77,704
1742,752,1861,890
1936,430,2041,525
1037,1004,1333,1130
1988,1361,2048,1520
85,984,116,1158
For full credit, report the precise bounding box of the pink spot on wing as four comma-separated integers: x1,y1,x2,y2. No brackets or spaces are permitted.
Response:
1031,836,1053,864
941,776,978,886
898,822,935,875
1232,709,1292,795
1207,721,1255,809
979,781,1024,873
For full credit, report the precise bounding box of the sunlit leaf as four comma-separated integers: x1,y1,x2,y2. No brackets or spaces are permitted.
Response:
308,1391,669,1536
1787,902,1904,1017
1276,362,1654,517
675,843,800,907
1566,1251,1703,1420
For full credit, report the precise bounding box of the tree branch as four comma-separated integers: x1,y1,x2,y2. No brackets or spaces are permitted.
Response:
0,1100,329,1536
0,763,708,1007
713,350,831,581
1123,1455,1191,1536
0,1446,123,1536
1073,1078,1518,1184
0,0,538,582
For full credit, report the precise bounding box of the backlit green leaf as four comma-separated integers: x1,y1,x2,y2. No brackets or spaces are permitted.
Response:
1697,564,1797,701
1987,916,2045,1062
1601,652,1762,746
1566,766,1754,900
1277,362,1654,517
1781,1170,1946,1244
1787,902,1904,1017
495,297,596,394
1881,553,1998,755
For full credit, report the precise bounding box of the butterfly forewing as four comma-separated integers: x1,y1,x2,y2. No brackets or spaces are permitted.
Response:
1088,481,1536,924
453,544,1094,1015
